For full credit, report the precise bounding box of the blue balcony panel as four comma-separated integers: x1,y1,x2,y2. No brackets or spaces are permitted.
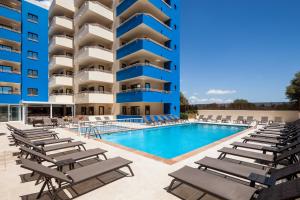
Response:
117,90,172,103
0,93,21,104
117,0,171,18
0,28,21,43
117,14,172,38
0,72,21,83
117,64,171,82
0,5,21,22
117,39,173,61
0,49,21,63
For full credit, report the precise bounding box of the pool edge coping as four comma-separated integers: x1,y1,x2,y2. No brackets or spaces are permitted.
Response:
94,125,256,165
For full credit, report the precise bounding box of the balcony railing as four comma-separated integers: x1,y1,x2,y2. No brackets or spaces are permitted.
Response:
76,1,113,19
0,3,20,13
0,47,20,53
78,68,112,74
49,16,73,28
78,90,112,95
0,91,20,95
118,38,172,51
118,13,171,30
50,93,73,96
77,23,112,37
50,35,73,43
0,69,20,74
119,88,170,94
50,74,73,78
118,63,171,72
0,24,21,33
51,54,73,60
78,45,113,54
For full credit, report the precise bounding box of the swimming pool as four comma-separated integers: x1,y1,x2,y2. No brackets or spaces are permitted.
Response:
101,123,247,159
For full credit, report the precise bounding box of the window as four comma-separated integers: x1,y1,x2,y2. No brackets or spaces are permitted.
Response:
0,44,12,51
0,86,12,94
0,65,12,73
27,69,38,78
27,88,38,96
27,51,38,59
174,4,177,9
174,24,177,30
174,65,177,70
27,13,38,23
99,106,104,115
145,105,150,115
28,32,39,41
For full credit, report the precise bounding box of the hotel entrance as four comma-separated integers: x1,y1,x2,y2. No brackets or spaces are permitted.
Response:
0,105,21,122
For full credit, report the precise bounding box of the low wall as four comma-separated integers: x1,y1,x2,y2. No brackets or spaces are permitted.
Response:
197,110,300,122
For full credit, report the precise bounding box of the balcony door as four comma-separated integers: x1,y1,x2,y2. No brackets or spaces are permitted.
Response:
98,86,104,93
9,105,20,121
130,106,140,116
99,106,104,115
145,105,150,115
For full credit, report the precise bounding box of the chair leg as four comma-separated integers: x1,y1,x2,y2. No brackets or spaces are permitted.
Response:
167,179,177,192
126,165,134,176
37,180,48,199
102,153,107,160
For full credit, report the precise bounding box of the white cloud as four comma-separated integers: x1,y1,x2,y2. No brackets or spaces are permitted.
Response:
188,96,233,104
206,89,237,95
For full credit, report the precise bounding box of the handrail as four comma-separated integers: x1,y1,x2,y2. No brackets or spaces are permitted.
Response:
118,13,171,30
0,47,20,53
118,38,172,51
78,45,112,54
0,25,21,33
119,88,171,94
77,91,112,95
50,93,73,96
51,55,73,59
51,35,73,40
0,91,20,95
162,0,172,8
118,63,171,72
77,68,112,74
50,74,73,78
0,3,21,13
0,70,21,74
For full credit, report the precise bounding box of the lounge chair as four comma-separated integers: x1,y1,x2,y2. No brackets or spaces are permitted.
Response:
13,134,86,154
196,157,300,187
150,115,161,125
215,115,222,122
197,115,204,121
246,116,254,125
235,116,244,124
43,118,55,127
165,115,177,123
203,115,213,122
260,116,269,125
161,115,172,123
21,157,133,199
217,146,300,166
13,129,59,140
56,118,67,127
20,146,108,170
143,116,154,125
157,116,167,124
168,166,300,200
243,132,300,145
222,115,231,123
274,116,283,124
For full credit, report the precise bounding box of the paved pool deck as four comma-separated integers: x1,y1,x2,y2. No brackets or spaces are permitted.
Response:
0,122,260,200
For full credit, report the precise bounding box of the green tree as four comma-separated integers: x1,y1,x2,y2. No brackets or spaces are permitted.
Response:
180,92,189,106
229,99,256,110
286,72,300,109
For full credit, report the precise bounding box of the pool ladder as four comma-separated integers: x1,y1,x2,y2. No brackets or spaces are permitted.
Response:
86,125,102,139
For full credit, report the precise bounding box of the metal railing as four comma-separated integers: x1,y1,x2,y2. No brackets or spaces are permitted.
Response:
118,38,172,51
0,24,21,33
118,62,171,72
0,3,21,13
78,45,113,54
77,23,112,38
77,68,112,74
49,16,73,28
0,69,20,74
76,118,144,138
50,74,73,78
75,1,113,19
119,88,171,94
50,93,73,96
77,90,112,95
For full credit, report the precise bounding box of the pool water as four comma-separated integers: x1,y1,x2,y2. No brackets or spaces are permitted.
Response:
101,123,247,159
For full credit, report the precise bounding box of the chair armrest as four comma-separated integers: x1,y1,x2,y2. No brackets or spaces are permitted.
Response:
55,159,75,167
261,146,278,153
248,173,276,187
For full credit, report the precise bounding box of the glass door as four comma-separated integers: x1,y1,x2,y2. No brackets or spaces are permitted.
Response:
9,105,20,121
0,106,8,122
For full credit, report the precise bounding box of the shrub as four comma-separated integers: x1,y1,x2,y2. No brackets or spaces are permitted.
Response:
180,112,189,119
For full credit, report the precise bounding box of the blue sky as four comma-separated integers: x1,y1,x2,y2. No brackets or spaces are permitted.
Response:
181,0,300,104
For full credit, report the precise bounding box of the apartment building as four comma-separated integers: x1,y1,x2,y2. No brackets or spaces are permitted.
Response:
0,0,48,122
49,0,180,119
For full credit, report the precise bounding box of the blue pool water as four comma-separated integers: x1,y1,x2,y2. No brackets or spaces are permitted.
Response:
101,123,247,159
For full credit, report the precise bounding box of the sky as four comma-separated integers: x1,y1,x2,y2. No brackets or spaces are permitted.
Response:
181,0,300,104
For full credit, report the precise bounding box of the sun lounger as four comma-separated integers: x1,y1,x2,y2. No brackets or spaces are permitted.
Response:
157,116,167,124
56,118,67,127
12,134,73,147
260,116,269,125
203,115,213,122
21,157,133,199
217,146,300,166
215,115,222,122
222,115,231,123
235,116,244,124
143,116,154,125
42,118,55,127
197,115,204,121
20,146,107,170
168,166,300,200
196,157,300,186
13,134,86,154
243,133,300,145
161,115,172,123
246,116,254,124
274,117,283,124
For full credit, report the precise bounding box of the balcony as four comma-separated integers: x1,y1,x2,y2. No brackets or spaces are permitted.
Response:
75,1,113,27
0,26,21,43
49,0,75,19
0,4,21,22
75,91,113,104
49,93,73,104
76,23,113,45
76,46,113,64
117,63,171,82
0,48,21,63
49,75,73,88
49,16,73,36
117,13,171,40
116,88,171,103
117,38,172,60
49,56,73,70
76,69,113,84
0,71,21,83
0,92,21,104
116,0,170,21
49,35,73,52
